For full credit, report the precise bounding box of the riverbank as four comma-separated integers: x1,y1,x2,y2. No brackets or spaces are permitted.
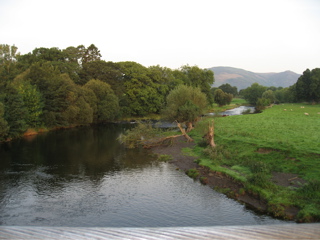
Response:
152,103,320,223
151,136,298,221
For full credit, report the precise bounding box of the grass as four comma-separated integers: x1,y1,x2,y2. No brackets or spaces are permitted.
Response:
157,154,173,162
189,102,320,222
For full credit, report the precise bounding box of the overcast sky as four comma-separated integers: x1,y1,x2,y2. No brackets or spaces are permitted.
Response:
1,0,319,74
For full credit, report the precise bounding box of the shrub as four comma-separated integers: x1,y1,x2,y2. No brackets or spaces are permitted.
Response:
186,169,199,179
118,121,161,148
255,98,270,112
158,154,173,162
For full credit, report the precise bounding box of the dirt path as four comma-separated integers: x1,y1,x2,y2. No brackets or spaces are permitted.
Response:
151,136,299,221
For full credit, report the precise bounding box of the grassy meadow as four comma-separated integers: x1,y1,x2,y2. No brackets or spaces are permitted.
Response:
189,103,320,222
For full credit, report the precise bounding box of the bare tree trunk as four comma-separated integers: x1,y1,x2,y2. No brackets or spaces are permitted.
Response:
176,121,193,142
186,122,194,132
204,120,216,147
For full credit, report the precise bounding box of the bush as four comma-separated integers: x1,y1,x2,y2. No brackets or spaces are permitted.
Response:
118,121,161,148
214,89,233,107
255,98,270,112
158,154,173,162
186,169,199,179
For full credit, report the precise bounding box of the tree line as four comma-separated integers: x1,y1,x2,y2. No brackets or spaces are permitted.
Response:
215,68,320,111
0,44,214,141
1,43,318,141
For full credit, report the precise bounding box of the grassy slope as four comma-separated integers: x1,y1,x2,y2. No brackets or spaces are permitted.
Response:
189,103,320,222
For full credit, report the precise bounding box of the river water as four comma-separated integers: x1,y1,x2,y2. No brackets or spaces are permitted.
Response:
0,111,290,227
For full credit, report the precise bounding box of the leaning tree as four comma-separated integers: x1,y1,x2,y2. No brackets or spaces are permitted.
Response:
161,85,208,141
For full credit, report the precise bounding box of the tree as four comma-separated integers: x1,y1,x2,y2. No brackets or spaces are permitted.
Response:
78,60,124,96
81,44,101,64
255,98,270,113
218,83,238,96
295,68,320,103
83,79,119,122
63,46,82,63
162,85,208,141
0,102,9,141
118,61,165,116
262,90,276,104
25,62,78,127
12,80,43,127
4,86,28,137
0,44,20,84
242,83,267,105
178,65,215,104
214,89,233,107
0,44,19,72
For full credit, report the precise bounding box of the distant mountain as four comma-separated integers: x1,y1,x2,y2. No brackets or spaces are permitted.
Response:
209,67,301,90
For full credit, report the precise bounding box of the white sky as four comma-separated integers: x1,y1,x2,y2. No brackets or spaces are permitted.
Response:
1,0,319,74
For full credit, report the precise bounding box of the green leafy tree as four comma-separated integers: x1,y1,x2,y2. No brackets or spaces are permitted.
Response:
4,86,28,137
81,44,101,64
262,90,276,104
13,80,43,127
0,102,9,141
119,61,164,116
78,60,124,96
179,65,215,104
148,65,182,96
218,83,238,96
162,85,208,139
267,86,277,91
242,83,267,105
255,98,270,112
63,46,83,63
83,79,119,122
58,77,94,126
214,89,233,107
295,68,320,103
18,46,81,83
0,44,20,85
25,62,77,127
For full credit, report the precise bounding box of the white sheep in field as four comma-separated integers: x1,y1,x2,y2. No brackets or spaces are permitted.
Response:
283,109,287,111
304,113,309,116
301,106,305,108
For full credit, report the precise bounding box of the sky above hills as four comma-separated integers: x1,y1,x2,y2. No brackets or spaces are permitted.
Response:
1,0,319,74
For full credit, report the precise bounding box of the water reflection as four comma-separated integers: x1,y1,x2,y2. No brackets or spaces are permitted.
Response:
0,124,290,227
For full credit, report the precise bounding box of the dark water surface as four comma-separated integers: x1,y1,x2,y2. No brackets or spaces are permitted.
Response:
0,124,290,227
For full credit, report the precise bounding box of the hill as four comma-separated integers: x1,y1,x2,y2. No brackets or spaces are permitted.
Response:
209,66,301,90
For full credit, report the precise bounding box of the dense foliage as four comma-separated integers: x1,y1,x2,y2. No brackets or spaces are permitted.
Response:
162,85,208,129
218,83,238,96
0,44,215,140
295,68,320,103
213,89,233,107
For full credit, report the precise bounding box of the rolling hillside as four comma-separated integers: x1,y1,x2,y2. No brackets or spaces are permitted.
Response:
210,67,301,90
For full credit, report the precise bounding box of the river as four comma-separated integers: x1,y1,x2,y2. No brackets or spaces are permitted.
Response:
0,108,291,227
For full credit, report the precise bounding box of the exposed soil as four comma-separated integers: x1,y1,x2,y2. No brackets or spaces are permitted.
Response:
272,172,307,188
151,136,300,221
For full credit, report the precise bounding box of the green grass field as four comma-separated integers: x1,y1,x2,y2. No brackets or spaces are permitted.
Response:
190,103,320,222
